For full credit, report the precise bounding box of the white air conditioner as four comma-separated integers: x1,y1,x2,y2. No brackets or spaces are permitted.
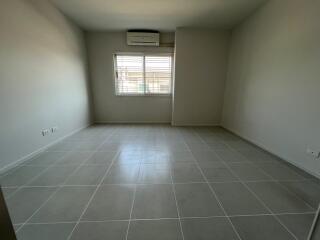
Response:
127,31,160,46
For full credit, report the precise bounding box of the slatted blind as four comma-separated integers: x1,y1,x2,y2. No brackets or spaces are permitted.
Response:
115,55,144,95
114,54,172,95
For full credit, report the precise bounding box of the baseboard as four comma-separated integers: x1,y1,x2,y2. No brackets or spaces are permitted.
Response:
95,121,219,127
222,125,320,180
171,122,221,127
0,124,91,175
95,121,171,124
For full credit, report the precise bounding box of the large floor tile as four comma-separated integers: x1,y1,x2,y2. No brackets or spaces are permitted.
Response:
283,164,318,180
74,141,101,151
25,152,66,165
226,140,260,151
228,162,272,181
278,214,315,240
16,223,75,240
174,183,224,217
29,186,95,223
127,219,183,240
211,182,269,215
6,187,57,224
199,162,239,182
70,221,128,240
1,125,319,240
98,142,142,152
132,184,178,219
207,141,230,150
187,143,211,152
247,182,314,213
171,163,204,183
216,150,248,163
84,151,117,165
156,142,189,152
47,141,80,151
279,180,320,209
169,151,195,163
0,166,48,187
27,165,78,186
140,151,171,164
103,164,140,184
192,151,221,162
238,149,280,163
82,185,134,221
55,152,93,165
231,215,295,240
65,165,109,185
254,162,305,180
138,164,172,184
114,151,143,165
181,217,240,240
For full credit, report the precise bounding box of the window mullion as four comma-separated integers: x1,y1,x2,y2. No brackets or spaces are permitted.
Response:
143,55,146,95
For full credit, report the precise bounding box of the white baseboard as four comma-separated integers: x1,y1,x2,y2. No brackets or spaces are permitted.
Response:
0,124,91,175
222,125,320,180
95,121,171,124
171,123,220,127
97,121,220,127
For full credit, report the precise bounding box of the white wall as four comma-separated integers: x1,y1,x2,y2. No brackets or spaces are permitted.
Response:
86,32,174,123
222,0,320,177
172,28,230,126
0,0,91,171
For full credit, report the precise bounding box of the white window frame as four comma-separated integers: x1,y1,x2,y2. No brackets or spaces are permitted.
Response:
113,52,173,96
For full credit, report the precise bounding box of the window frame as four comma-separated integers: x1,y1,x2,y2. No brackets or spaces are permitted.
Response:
113,52,173,97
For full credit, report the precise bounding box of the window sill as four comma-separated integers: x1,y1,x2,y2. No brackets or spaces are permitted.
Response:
115,94,172,97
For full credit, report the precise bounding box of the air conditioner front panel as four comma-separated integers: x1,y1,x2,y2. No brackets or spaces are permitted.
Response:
127,32,160,46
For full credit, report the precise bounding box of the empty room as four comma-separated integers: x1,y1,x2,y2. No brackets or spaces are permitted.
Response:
1,0,320,239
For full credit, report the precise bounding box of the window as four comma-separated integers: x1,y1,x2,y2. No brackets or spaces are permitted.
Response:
114,53,172,95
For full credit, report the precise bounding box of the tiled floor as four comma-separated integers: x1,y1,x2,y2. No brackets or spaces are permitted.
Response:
1,125,320,240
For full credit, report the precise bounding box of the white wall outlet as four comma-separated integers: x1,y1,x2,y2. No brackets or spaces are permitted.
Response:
307,148,320,158
51,127,58,133
42,129,50,136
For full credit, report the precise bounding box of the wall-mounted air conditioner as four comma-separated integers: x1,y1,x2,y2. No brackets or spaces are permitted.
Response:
127,30,160,46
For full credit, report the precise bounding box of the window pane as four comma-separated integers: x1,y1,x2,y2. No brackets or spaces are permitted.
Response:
115,55,144,95
145,56,172,94
114,54,172,95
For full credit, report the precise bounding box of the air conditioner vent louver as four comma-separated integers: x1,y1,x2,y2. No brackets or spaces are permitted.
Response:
127,31,160,46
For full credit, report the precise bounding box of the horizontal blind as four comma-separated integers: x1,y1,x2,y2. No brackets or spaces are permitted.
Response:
145,56,172,94
114,54,172,95
115,55,144,95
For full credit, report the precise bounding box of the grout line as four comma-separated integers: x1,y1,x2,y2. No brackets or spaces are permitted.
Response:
15,127,117,233
181,128,243,240
207,131,318,220
308,205,320,240
7,178,314,189
170,161,185,240
125,185,137,240
0,164,25,178
254,167,316,210
224,147,316,211
5,152,72,199
15,211,318,226
66,128,120,240
162,126,186,240
209,147,300,240
0,125,91,175
9,126,319,238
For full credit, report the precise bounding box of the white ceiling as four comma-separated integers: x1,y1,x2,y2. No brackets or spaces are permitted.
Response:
51,0,267,31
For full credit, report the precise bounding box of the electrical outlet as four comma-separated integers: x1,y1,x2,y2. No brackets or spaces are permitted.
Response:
42,129,50,136
307,148,320,158
51,127,58,133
